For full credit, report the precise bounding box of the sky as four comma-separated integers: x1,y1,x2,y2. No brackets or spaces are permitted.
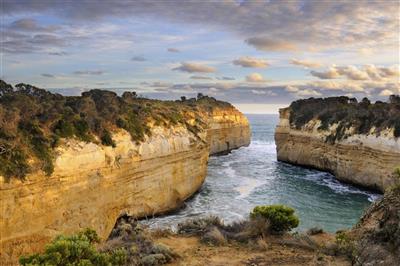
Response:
1,0,399,113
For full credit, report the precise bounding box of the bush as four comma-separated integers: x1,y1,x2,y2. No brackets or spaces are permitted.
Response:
101,130,116,147
19,229,127,266
335,231,356,258
250,205,299,233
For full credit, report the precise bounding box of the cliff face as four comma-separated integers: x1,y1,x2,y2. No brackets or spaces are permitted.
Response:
351,186,400,265
207,108,251,155
0,108,250,264
275,107,400,192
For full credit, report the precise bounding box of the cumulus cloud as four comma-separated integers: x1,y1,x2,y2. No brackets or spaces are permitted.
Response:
379,89,394,96
167,48,180,53
131,56,146,61
311,65,399,81
190,76,213,80
307,80,364,92
310,67,340,79
245,37,296,51
233,56,269,68
246,73,266,83
251,89,277,96
296,89,322,97
73,70,105,75
290,58,321,68
285,85,299,93
173,62,216,73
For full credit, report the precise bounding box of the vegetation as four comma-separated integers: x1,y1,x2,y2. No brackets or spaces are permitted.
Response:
250,205,299,233
334,231,356,259
288,95,400,143
0,80,233,180
177,204,300,247
19,229,127,266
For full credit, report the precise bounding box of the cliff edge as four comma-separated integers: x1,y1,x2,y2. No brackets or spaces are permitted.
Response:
0,81,250,264
275,96,400,192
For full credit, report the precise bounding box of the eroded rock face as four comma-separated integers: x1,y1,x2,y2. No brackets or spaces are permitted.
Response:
352,187,400,265
275,108,400,192
0,109,250,265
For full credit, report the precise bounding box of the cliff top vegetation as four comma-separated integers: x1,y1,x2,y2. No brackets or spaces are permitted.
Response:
288,95,400,142
0,80,233,180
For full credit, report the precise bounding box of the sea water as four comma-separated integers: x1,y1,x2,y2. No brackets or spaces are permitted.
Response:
143,114,380,232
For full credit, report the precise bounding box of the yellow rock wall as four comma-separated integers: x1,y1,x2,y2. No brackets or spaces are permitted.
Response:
275,108,400,192
0,109,250,265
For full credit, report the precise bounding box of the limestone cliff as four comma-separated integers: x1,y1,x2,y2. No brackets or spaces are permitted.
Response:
275,97,400,192
0,87,250,264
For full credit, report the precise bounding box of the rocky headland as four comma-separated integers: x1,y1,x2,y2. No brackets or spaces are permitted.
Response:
275,96,400,192
0,80,250,264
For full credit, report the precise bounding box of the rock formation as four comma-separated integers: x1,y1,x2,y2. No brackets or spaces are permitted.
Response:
275,97,400,192
352,186,400,265
0,83,250,265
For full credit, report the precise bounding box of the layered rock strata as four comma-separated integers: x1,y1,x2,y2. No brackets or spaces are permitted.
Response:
275,107,400,192
0,108,250,265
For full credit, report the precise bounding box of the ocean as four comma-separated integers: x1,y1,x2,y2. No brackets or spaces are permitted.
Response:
143,114,380,232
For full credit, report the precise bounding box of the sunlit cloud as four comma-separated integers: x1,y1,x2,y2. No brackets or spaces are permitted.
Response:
173,62,216,73
233,56,269,68
290,58,322,68
246,73,266,83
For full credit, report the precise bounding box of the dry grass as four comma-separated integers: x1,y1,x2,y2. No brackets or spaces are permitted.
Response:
201,226,227,246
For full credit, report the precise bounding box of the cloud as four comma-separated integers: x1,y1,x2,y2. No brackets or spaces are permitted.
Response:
251,89,277,96
311,65,399,81
173,62,216,73
41,73,55,78
9,18,58,32
290,59,321,68
285,85,299,93
217,77,235,80
379,89,394,96
310,68,340,79
246,73,266,83
167,48,180,53
307,80,364,92
48,51,68,56
190,76,213,80
73,70,105,75
245,37,296,51
3,1,398,54
131,56,146,61
296,89,322,97
233,56,269,68
148,81,172,88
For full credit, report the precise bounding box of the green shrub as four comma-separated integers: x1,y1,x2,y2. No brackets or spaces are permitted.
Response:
19,228,126,266
0,145,30,180
250,205,299,233
101,130,116,147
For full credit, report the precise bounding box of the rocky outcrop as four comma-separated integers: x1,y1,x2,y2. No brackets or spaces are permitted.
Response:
0,108,250,265
275,107,400,192
351,186,400,265
207,108,251,155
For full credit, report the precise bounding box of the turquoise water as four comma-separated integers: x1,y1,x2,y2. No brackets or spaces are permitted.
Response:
144,114,380,232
